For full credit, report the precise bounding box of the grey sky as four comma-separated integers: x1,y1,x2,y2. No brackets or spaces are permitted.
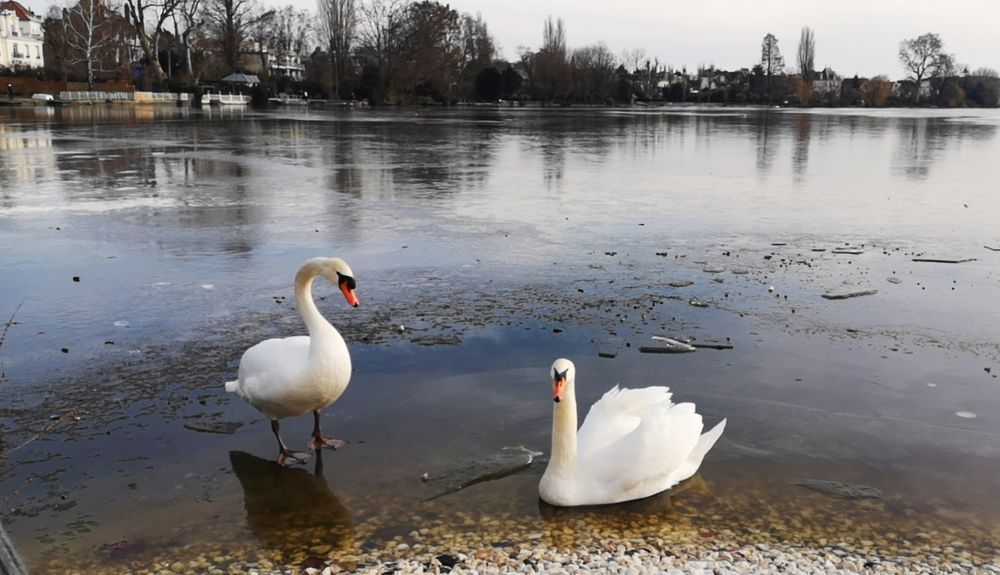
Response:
21,0,1000,78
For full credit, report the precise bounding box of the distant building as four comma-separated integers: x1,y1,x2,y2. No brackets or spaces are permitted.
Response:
0,0,44,69
812,67,841,93
269,52,305,81
241,43,306,81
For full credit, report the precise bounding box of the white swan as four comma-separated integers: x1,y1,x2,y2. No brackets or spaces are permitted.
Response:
539,358,726,506
225,257,359,466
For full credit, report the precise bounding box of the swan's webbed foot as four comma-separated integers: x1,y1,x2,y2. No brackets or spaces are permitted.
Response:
277,448,311,467
309,435,347,451
309,410,347,451
271,419,309,466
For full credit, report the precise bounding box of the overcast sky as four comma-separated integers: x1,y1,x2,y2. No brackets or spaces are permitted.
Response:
20,0,1000,78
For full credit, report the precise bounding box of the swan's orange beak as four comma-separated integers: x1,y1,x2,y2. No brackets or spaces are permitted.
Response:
552,377,566,403
340,284,359,307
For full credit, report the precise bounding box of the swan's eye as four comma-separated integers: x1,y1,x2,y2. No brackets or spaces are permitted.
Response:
337,272,356,290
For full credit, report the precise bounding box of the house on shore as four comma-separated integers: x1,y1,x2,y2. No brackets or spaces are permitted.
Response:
0,0,44,70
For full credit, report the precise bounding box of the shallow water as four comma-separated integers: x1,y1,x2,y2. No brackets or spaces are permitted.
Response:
1,105,999,571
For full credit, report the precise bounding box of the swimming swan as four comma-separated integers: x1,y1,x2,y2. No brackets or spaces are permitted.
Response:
225,257,359,466
539,358,726,506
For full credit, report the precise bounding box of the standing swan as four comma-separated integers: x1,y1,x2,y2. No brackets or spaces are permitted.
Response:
539,358,726,506
225,257,359,466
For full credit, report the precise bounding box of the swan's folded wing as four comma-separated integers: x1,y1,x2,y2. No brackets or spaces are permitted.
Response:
582,402,703,500
577,386,673,458
235,336,311,402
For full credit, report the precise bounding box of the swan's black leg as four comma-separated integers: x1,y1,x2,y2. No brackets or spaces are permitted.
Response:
309,410,348,451
271,419,309,466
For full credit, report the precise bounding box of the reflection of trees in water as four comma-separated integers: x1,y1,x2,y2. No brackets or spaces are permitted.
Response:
892,117,997,180
229,451,353,554
540,130,566,190
321,118,500,201
791,114,811,181
530,112,616,192
755,112,778,176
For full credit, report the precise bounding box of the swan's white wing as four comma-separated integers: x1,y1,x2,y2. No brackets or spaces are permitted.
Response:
669,418,727,484
577,386,672,458
231,336,313,418
581,401,704,502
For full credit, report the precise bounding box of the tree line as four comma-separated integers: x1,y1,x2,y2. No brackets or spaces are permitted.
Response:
11,0,1000,107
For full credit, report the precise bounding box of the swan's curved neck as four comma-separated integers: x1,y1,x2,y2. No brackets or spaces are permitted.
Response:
550,381,578,475
294,263,334,337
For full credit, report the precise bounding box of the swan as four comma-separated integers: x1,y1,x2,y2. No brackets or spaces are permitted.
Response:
225,257,359,466
539,358,726,506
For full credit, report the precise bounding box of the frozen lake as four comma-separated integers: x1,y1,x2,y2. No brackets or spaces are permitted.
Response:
1,105,999,572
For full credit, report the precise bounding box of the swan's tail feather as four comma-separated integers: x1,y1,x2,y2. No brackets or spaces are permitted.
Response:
688,418,726,468
224,380,240,394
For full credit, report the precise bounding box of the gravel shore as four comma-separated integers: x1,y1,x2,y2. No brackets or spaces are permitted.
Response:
221,540,998,575
47,499,997,575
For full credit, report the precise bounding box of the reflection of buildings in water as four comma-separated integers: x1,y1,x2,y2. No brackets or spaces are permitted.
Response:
324,138,364,198
228,451,353,552
43,105,192,125
0,122,56,202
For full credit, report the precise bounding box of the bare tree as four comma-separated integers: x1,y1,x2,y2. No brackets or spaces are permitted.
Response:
357,0,407,69
570,42,616,103
542,15,565,57
63,0,124,89
394,1,462,102
620,47,644,73
898,32,953,104
796,26,814,82
174,0,202,81
457,12,494,97
863,75,892,107
535,15,569,102
268,5,311,54
202,0,273,74
760,32,783,102
123,0,180,84
317,0,354,99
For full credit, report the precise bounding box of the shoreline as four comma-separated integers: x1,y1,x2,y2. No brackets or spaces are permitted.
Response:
38,511,999,574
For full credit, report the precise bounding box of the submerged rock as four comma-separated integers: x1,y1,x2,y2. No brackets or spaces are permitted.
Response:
794,479,883,499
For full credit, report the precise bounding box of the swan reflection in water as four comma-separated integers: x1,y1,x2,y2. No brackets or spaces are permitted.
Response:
229,451,354,552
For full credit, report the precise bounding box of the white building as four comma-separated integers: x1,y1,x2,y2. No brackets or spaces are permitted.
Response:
0,1,44,70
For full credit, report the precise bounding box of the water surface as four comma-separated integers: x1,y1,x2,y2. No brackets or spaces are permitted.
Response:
1,105,999,571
